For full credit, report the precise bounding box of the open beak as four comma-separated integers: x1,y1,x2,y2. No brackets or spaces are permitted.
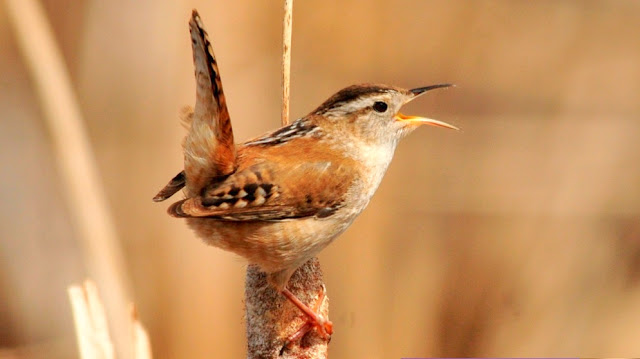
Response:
393,84,458,130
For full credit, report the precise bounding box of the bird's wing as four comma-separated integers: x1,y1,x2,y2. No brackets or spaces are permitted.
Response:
168,139,357,221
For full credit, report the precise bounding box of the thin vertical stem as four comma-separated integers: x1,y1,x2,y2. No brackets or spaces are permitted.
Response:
281,0,293,125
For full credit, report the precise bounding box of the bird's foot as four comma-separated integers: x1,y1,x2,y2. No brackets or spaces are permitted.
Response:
282,285,333,347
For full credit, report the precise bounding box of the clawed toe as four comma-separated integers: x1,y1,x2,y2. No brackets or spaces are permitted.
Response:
285,315,333,348
282,285,332,347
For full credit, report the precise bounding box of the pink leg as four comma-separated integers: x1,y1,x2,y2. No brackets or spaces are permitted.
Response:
282,285,333,344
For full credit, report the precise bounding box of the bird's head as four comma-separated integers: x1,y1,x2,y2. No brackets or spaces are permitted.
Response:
312,83,457,145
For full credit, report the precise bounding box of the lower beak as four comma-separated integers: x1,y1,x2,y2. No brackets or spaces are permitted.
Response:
394,113,459,130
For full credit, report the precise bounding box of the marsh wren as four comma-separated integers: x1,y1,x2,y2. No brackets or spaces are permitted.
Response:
154,10,457,340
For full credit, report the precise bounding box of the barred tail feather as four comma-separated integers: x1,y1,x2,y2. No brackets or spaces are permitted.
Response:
183,10,236,196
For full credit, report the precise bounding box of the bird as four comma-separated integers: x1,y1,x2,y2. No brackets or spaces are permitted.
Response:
154,9,457,342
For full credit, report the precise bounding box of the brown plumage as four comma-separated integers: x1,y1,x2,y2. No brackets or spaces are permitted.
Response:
183,10,235,196
154,9,457,343
152,171,185,202
169,134,354,221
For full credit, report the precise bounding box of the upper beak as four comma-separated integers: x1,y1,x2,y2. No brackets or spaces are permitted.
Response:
394,83,458,130
410,83,454,96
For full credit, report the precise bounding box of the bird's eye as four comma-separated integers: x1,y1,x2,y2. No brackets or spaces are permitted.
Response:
373,101,388,113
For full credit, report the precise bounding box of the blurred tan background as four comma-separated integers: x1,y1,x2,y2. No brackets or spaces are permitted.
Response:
2,0,640,358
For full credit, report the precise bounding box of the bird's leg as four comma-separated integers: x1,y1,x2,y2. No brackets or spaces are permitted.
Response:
282,284,333,343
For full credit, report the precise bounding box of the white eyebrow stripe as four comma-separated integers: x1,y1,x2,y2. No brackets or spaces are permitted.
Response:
324,94,391,117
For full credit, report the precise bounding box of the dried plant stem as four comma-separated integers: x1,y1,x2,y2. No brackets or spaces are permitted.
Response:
281,0,293,125
245,258,329,359
68,281,116,359
68,281,152,359
4,0,132,356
